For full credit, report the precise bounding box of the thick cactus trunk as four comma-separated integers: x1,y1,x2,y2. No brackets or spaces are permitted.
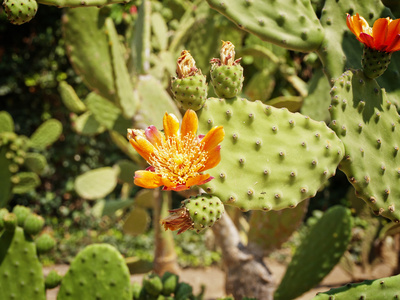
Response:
211,213,275,300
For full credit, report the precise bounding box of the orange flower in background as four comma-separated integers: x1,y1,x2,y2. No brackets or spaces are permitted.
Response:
127,110,224,191
346,13,400,52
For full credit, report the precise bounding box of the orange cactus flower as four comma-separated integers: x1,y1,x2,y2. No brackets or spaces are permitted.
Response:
346,13,400,52
127,109,224,191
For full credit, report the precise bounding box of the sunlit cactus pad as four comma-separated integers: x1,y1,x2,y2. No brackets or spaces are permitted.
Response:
329,69,400,221
197,97,344,211
311,273,400,300
58,244,131,300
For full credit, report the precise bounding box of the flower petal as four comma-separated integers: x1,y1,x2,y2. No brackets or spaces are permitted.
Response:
199,146,221,172
181,109,198,138
200,126,225,153
386,18,400,47
163,112,180,139
359,32,375,49
134,170,163,188
129,136,155,162
145,125,165,147
186,173,211,187
387,34,400,52
372,18,389,49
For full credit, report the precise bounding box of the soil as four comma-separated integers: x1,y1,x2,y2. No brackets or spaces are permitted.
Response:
44,256,396,300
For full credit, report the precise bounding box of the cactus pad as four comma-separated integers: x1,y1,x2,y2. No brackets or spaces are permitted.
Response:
58,81,87,114
29,119,62,150
274,205,353,300
74,167,118,200
12,172,40,194
58,243,132,300
197,97,344,211
311,273,400,299
0,227,45,300
0,111,14,133
3,0,38,25
329,69,400,221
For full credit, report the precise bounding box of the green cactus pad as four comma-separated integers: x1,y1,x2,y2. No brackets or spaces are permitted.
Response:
45,270,62,290
329,70,400,221
0,111,14,133
210,64,244,99
12,172,40,194
122,207,149,236
171,74,208,111
72,111,105,136
29,119,62,150
3,0,38,25
23,213,44,236
197,97,344,211
175,282,193,300
362,47,392,79
161,272,179,296
0,146,13,207
311,273,400,299
12,205,31,226
35,233,56,254
58,81,87,114
183,194,225,233
247,200,308,255
24,152,47,175
206,0,324,52
0,227,45,300
63,7,117,102
0,208,9,231
274,205,353,300
74,167,118,200
115,159,139,184
58,243,132,300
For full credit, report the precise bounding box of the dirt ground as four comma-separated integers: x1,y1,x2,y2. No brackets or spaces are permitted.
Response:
44,256,395,300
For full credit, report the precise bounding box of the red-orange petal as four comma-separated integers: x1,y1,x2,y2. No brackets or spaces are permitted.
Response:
199,146,221,172
201,126,225,153
186,173,211,188
134,170,163,188
359,32,375,49
181,109,198,138
145,125,165,147
163,112,180,139
129,136,155,162
386,34,400,52
386,19,400,44
372,18,389,49
346,13,359,37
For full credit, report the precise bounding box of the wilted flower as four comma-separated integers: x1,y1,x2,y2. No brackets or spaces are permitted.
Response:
127,109,224,191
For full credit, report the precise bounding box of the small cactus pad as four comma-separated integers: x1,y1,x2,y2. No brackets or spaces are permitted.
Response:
143,273,163,296
12,205,31,226
45,270,62,290
0,227,46,300
362,47,392,79
3,0,38,25
58,243,132,300
35,233,56,254
311,273,400,300
274,206,353,300
197,97,344,211
329,70,400,222
74,167,118,200
23,213,44,236
171,74,208,111
210,64,244,98
206,0,324,52
29,119,63,150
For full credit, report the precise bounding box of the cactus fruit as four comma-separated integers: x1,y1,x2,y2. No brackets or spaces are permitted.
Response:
0,227,46,300
35,233,56,254
161,272,179,296
362,47,392,79
329,69,400,222
274,206,353,300
171,50,208,111
162,194,225,234
12,205,31,226
197,97,344,211
58,243,132,300
143,272,163,296
3,212,17,231
23,213,45,236
45,270,62,290
3,0,38,25
0,208,8,231
210,41,244,99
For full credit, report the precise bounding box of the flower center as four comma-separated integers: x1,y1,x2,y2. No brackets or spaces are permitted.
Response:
149,133,208,184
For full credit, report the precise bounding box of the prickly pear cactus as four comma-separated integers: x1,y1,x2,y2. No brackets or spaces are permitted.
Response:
197,97,344,211
29,118,63,150
3,0,38,25
329,69,400,221
311,273,400,299
58,243,132,300
0,226,46,300
274,205,353,300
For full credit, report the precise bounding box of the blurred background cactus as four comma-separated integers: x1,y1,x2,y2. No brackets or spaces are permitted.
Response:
3,0,400,299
